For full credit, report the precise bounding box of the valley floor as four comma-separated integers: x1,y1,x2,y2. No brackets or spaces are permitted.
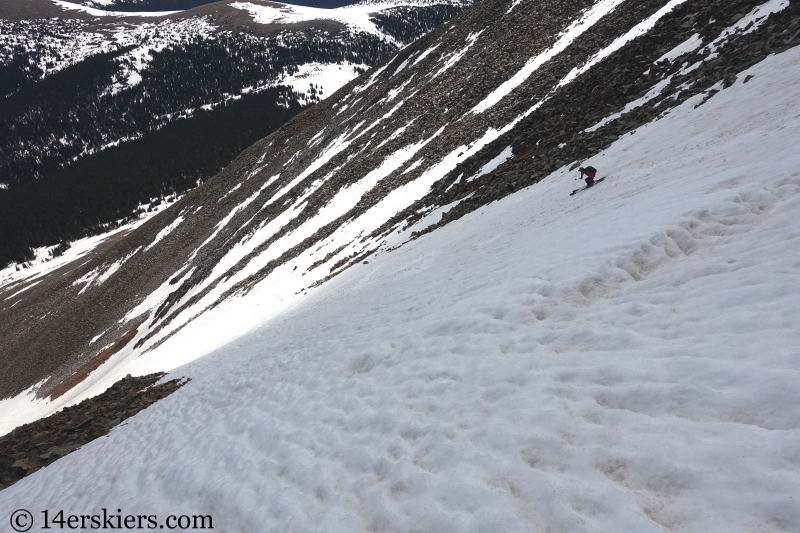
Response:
2,45,800,532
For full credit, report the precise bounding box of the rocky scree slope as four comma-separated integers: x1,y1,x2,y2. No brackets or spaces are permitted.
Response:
0,0,471,264
1,0,798,414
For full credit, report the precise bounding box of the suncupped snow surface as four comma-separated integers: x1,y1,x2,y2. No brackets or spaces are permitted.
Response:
2,45,800,532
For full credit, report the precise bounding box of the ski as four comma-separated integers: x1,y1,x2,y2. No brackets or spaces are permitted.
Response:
570,177,605,196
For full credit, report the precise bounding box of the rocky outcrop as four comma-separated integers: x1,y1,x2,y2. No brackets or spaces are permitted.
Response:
0,373,187,491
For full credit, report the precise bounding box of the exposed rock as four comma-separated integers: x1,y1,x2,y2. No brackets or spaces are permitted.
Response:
0,373,187,491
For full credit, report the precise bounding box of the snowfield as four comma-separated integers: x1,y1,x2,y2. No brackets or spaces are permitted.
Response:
2,42,800,533
231,0,468,42
50,0,179,17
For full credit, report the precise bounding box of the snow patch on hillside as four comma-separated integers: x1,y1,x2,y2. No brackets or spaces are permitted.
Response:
585,76,673,132
145,215,185,252
276,62,369,104
656,32,703,63
432,29,483,78
50,0,179,17
3,45,800,530
0,196,180,291
231,1,398,40
467,145,513,181
558,0,691,88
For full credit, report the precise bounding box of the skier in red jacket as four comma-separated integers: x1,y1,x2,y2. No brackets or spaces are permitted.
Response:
579,166,597,187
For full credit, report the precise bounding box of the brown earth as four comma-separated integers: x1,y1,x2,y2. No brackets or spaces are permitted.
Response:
48,320,145,400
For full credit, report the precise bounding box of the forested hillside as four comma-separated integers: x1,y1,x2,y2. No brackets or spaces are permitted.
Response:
0,88,302,265
0,29,391,187
0,0,474,266
371,4,463,44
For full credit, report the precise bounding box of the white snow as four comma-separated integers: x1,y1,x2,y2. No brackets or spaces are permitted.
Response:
50,0,179,17
2,280,42,301
391,56,412,77
704,0,790,58
89,329,109,344
376,118,417,149
584,75,673,132
505,0,525,14
231,0,470,39
467,145,513,181
135,126,448,357
679,0,790,75
432,29,483,78
0,381,48,437
0,196,179,291
352,58,394,94
411,43,440,66
0,16,216,94
557,0,690,89
144,215,184,252
472,0,628,113
73,247,141,294
383,74,415,102
402,157,425,174
231,1,402,41
655,32,703,63
278,62,369,104
2,28,800,533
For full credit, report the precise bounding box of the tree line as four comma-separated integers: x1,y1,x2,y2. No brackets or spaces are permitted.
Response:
0,88,302,266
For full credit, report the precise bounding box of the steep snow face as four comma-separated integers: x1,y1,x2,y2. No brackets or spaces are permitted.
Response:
3,0,798,417
3,45,800,531
0,0,800,444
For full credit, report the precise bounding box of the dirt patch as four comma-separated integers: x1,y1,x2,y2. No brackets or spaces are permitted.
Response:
48,320,144,400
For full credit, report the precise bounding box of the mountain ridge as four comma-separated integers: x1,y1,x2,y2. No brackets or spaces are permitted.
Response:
1,0,798,421
0,0,473,265
1,0,800,526
2,39,799,528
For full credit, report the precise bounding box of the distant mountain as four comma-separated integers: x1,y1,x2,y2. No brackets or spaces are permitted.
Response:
76,0,358,9
0,0,474,265
71,0,223,11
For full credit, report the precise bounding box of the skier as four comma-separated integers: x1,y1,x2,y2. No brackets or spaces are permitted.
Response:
578,166,597,187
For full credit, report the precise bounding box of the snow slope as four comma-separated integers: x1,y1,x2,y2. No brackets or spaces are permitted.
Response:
50,0,179,16
231,0,469,42
2,41,799,531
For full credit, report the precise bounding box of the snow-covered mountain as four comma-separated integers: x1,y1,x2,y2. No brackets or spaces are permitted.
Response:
2,0,800,528
71,0,364,11
65,0,225,12
0,0,473,265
